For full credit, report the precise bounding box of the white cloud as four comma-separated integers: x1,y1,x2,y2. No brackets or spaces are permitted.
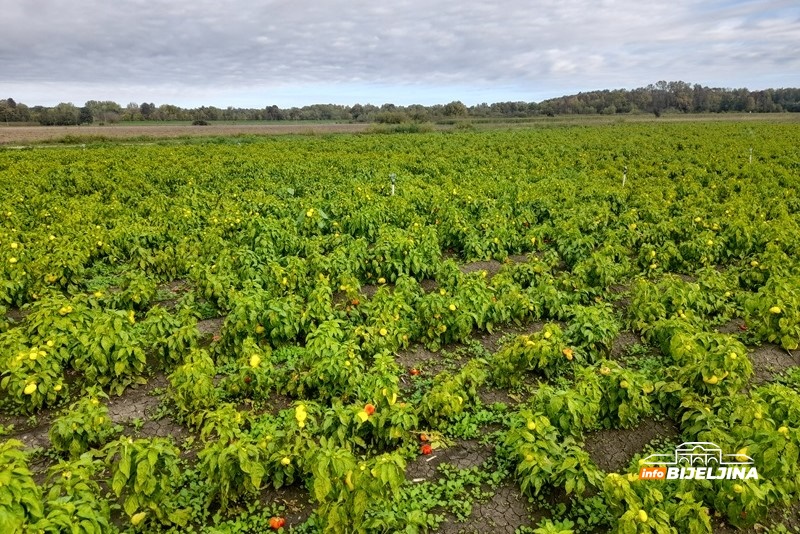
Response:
0,0,797,106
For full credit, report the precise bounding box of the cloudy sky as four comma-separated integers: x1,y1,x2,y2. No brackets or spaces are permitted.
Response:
1,0,799,107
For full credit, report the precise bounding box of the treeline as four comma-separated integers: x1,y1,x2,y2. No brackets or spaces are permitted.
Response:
1,81,799,126
535,81,800,116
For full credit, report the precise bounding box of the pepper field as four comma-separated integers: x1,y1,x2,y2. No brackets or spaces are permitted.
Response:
1,120,800,533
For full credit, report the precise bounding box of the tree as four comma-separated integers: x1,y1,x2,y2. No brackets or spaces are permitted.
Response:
406,104,429,122
38,103,79,125
0,98,30,123
442,101,468,117
78,106,93,124
192,106,222,121
375,110,409,124
83,100,122,123
11,82,798,126
154,104,183,121
649,81,669,117
264,105,284,120
668,81,692,112
0,99,14,123
140,102,155,119
122,102,141,121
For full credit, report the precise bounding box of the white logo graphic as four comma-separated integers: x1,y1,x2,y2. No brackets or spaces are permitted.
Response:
641,442,753,466
638,442,758,481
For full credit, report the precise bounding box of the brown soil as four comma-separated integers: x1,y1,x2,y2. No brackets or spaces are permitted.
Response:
748,344,800,385
609,284,632,312
610,331,644,360
29,454,56,485
197,317,225,338
582,417,680,473
506,254,531,264
0,123,371,145
4,307,29,323
260,483,316,528
395,343,454,377
609,284,630,294
129,416,187,441
715,318,748,335
106,374,187,440
1,413,54,450
154,279,191,310
612,295,632,313
472,321,544,353
478,386,524,407
106,374,166,424
158,279,190,295
261,393,295,417
473,328,510,354
436,481,541,533
713,502,800,533
442,250,460,261
479,372,542,407
406,439,494,482
419,279,439,293
459,260,504,279
1,374,182,450
331,290,349,308
360,284,380,298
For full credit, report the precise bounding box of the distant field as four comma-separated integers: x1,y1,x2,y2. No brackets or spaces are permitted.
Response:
1,113,797,145
0,122,370,145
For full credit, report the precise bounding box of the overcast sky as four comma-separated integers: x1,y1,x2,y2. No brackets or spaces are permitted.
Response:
1,0,798,108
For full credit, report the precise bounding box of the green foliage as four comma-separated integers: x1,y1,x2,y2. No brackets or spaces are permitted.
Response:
745,274,800,350
142,305,199,367
416,288,474,351
108,271,158,311
71,309,148,395
679,386,800,527
39,455,112,533
365,225,441,281
197,436,266,511
564,303,621,359
217,337,274,401
103,436,185,525
490,324,570,386
532,518,576,534
49,389,117,457
667,331,752,396
529,371,601,437
0,440,43,532
168,348,219,428
1,343,66,414
502,410,603,497
307,438,406,533
1,122,800,532
594,362,654,429
602,473,712,533
421,359,487,426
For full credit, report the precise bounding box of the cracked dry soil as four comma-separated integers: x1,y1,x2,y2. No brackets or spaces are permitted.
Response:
748,343,800,384
436,482,540,533
582,417,680,473
405,439,494,482
405,439,539,534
